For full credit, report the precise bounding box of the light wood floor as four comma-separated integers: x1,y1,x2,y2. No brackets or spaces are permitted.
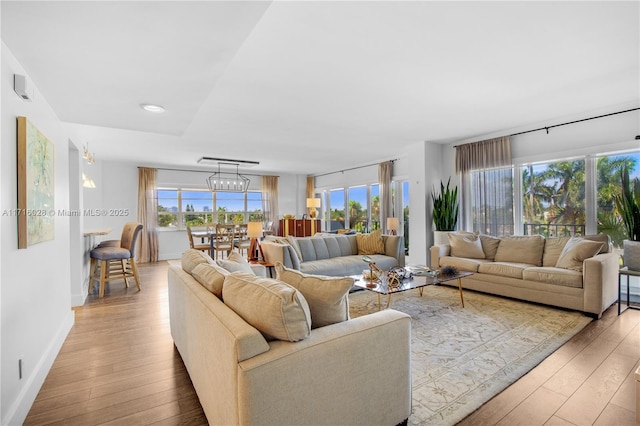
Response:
25,261,639,425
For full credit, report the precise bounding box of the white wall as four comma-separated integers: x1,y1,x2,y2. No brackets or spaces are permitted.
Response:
1,43,75,425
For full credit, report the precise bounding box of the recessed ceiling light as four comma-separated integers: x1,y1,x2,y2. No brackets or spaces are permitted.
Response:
141,104,165,113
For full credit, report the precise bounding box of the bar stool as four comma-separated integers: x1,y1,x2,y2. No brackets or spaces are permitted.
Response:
89,223,143,298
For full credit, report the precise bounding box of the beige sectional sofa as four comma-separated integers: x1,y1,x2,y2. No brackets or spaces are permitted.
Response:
261,231,405,276
168,249,412,425
430,233,619,318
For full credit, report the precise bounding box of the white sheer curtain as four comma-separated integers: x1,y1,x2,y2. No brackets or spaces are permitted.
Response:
262,175,279,235
378,161,393,234
137,167,159,262
456,137,514,236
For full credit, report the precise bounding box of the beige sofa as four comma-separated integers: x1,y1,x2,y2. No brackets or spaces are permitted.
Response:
261,231,405,276
168,250,412,425
430,233,619,318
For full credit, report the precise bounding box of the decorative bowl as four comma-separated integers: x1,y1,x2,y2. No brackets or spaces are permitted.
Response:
425,269,440,278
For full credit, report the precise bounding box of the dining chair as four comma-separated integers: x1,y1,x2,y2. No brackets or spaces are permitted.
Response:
234,224,252,257
89,222,143,298
187,225,211,256
212,223,235,259
263,221,275,236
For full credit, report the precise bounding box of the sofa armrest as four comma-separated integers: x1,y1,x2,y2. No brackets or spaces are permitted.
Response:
261,241,299,269
583,252,619,317
430,244,451,269
237,310,411,425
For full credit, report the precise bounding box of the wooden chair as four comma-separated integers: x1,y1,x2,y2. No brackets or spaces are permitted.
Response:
89,222,143,298
234,224,252,257
187,225,211,256
212,224,235,259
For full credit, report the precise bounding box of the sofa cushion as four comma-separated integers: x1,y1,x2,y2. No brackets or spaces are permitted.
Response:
217,251,254,274
356,229,385,255
478,262,533,279
275,263,353,328
285,235,303,261
555,237,603,272
494,236,545,266
523,267,583,288
582,234,610,254
297,238,317,261
222,272,312,342
320,236,342,258
191,262,229,298
438,256,491,273
181,249,214,274
543,237,571,267
479,234,501,261
449,233,485,259
311,238,331,260
334,234,356,256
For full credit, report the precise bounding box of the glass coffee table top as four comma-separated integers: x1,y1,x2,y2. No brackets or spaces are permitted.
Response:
352,271,472,310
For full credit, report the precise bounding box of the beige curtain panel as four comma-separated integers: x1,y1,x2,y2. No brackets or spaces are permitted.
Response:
262,175,279,234
137,167,159,263
378,160,393,234
455,136,512,174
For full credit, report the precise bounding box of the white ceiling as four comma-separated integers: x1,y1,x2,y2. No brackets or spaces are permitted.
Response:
2,1,638,175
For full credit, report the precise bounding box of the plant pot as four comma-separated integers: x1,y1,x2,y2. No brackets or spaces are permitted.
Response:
433,231,450,247
623,240,640,271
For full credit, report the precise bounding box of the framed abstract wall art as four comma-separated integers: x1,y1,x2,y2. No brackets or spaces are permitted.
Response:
17,116,55,249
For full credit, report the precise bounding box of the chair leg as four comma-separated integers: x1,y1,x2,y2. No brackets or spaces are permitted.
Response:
89,258,97,294
99,260,108,298
121,259,130,288
129,258,141,291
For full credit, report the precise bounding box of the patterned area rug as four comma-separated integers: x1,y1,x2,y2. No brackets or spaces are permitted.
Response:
349,285,592,426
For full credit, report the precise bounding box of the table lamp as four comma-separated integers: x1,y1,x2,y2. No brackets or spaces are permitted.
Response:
306,198,321,219
387,217,399,235
247,221,264,261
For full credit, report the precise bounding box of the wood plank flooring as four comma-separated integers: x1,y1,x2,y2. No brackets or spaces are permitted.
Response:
25,261,639,425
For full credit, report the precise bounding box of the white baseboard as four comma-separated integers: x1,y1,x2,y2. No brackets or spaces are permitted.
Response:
3,310,75,426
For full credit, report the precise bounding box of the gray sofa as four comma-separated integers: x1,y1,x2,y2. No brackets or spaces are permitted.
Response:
168,250,412,425
430,233,619,318
261,232,405,276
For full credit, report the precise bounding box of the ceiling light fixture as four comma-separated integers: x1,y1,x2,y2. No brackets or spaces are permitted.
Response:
141,103,165,113
198,156,259,166
206,162,250,193
83,143,94,164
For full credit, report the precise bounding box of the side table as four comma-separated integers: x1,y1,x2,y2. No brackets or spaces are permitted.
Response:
250,261,275,278
618,267,640,315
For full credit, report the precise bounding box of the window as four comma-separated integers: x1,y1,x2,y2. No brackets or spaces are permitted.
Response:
370,184,380,231
157,189,264,229
521,159,585,237
348,185,368,232
468,167,514,236
329,189,345,231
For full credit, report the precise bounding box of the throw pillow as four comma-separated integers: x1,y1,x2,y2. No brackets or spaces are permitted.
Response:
217,251,254,274
479,234,501,261
191,262,229,299
275,262,353,328
494,235,545,266
448,233,485,259
222,272,311,342
356,229,385,255
181,249,215,274
542,237,571,267
285,235,303,262
555,237,603,272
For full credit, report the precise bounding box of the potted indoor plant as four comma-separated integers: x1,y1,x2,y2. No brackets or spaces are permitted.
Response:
614,165,640,270
431,178,459,246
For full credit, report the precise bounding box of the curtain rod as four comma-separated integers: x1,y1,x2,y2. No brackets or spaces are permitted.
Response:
141,166,278,178
454,107,640,147
312,158,398,178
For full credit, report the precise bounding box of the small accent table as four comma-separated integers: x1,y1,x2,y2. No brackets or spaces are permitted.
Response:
618,267,640,315
250,261,275,278
353,271,472,310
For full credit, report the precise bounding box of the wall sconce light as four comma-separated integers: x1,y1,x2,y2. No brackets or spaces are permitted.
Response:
386,217,399,235
82,173,96,188
83,143,95,165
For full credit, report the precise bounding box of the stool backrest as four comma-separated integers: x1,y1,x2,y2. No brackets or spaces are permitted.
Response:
120,223,144,255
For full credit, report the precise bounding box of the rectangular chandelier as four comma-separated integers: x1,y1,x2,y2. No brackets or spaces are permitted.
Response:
206,162,250,193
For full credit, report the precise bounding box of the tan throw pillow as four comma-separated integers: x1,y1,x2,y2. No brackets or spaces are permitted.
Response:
181,249,215,274
191,263,229,299
494,235,545,266
479,234,501,261
285,235,303,262
222,272,311,342
555,237,603,272
356,229,385,255
275,262,353,328
217,251,254,274
448,233,485,259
